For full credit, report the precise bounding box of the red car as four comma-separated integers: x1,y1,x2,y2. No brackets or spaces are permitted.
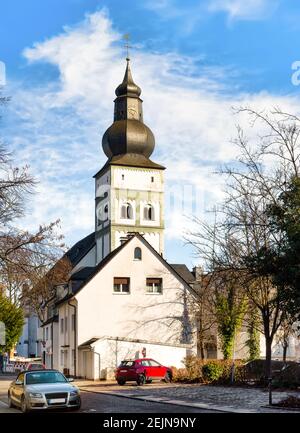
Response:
26,362,46,371
115,358,172,385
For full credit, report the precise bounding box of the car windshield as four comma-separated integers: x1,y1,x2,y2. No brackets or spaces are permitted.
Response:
120,361,135,367
26,371,67,385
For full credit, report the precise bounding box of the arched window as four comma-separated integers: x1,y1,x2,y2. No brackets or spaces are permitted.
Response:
134,247,142,260
144,204,155,221
121,202,133,219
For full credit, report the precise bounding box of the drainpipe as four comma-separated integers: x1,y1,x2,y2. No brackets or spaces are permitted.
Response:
68,300,77,378
51,322,53,369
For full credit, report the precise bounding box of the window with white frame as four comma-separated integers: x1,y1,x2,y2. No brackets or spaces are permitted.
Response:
146,278,162,293
114,277,130,293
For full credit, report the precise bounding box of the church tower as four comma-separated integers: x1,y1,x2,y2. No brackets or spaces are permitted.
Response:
94,59,165,264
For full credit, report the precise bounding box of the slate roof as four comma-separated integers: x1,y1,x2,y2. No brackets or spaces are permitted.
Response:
93,154,165,178
64,232,95,268
170,264,195,284
71,267,96,281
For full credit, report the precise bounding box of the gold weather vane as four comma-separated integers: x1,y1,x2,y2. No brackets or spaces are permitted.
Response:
123,33,132,61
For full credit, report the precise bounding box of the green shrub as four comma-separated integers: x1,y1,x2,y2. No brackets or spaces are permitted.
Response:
202,362,224,382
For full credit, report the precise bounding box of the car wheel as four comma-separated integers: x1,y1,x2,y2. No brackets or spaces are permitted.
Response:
7,392,15,408
137,374,146,386
117,379,126,386
21,395,28,413
164,372,172,383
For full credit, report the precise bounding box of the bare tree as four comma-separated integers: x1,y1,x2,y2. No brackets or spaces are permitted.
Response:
0,90,68,315
187,108,300,378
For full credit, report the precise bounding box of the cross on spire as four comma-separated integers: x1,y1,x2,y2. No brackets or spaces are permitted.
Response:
123,33,132,61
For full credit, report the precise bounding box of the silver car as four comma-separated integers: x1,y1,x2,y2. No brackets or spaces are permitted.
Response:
8,369,81,412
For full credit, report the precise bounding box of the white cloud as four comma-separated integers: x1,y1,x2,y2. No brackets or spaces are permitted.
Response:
144,0,278,24
4,9,298,259
208,0,278,21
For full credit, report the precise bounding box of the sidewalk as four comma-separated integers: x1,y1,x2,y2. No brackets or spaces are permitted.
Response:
75,379,300,413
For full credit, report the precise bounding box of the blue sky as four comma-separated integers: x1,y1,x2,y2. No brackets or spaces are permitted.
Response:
1,0,300,267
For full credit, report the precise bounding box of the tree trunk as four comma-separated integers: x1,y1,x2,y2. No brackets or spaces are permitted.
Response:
265,337,272,380
197,333,205,359
283,342,288,363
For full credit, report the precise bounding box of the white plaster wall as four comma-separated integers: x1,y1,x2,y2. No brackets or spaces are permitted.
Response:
82,339,191,380
95,170,111,198
96,232,109,263
76,237,194,349
113,167,163,192
143,232,160,252
57,303,76,375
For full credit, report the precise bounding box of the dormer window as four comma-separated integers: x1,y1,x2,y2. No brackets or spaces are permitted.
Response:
144,204,155,221
121,203,133,219
134,247,142,260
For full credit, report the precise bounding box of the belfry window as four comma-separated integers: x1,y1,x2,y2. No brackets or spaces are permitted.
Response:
144,204,155,221
121,203,133,219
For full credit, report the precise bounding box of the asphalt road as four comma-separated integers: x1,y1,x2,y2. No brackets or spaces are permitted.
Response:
0,375,216,413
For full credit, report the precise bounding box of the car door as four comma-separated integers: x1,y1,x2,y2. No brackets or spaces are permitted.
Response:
148,360,163,379
140,360,151,377
12,372,25,404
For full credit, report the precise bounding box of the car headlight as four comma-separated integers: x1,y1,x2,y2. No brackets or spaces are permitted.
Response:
70,390,78,396
29,392,43,398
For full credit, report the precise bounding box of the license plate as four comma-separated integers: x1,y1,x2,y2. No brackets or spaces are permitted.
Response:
49,398,65,404
120,370,127,373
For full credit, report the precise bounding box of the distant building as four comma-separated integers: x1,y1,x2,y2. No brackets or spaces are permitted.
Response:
17,309,42,359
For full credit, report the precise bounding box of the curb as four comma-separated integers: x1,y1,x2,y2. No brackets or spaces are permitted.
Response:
261,405,300,412
79,387,257,413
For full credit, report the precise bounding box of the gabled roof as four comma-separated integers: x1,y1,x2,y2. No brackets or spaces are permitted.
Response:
78,337,100,348
55,233,198,307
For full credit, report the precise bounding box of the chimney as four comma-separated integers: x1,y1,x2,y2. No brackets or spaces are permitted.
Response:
120,237,128,245
193,266,203,281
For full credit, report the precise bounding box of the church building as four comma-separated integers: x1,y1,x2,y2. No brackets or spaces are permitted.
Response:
40,59,198,379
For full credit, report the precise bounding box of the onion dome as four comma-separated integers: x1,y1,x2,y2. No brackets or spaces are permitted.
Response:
102,59,155,159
